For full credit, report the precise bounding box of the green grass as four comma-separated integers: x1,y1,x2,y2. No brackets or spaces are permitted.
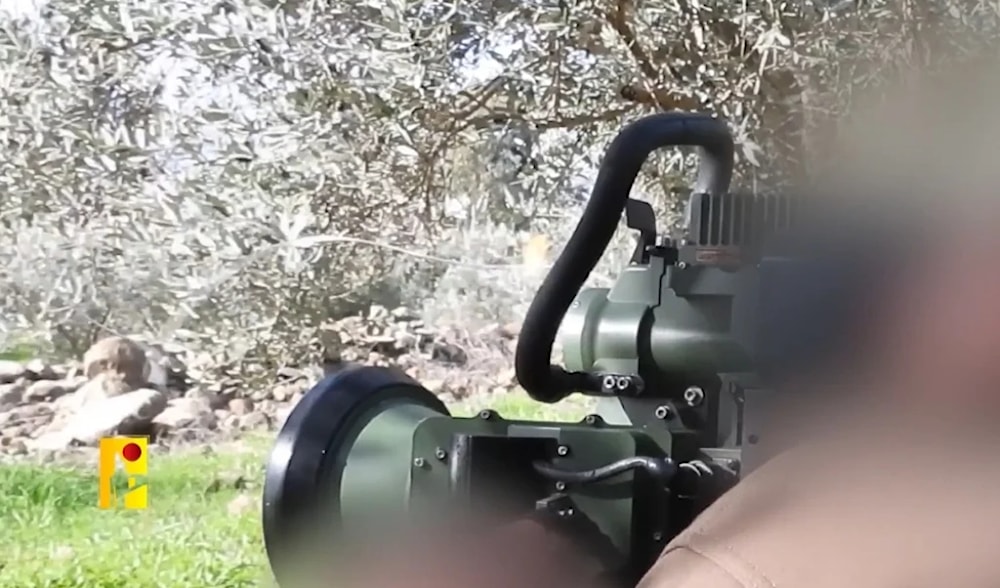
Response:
0,391,592,588
0,439,270,588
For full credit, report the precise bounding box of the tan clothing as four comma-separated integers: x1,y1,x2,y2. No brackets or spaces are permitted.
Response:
638,422,1000,588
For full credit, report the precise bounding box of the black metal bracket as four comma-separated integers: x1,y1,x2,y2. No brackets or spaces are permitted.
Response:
626,198,658,264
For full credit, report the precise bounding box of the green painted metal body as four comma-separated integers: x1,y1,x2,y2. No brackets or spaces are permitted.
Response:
409,413,669,556
339,397,445,529
334,400,671,558
561,256,756,381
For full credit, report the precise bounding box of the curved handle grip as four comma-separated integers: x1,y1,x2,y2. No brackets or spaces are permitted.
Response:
515,112,735,403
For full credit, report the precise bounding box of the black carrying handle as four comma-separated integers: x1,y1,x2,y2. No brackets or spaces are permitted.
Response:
515,112,735,403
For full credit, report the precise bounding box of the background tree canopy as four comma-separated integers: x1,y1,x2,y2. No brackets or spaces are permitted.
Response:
1,0,996,372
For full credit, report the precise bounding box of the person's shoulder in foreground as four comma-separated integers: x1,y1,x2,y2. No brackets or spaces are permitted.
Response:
640,428,1000,588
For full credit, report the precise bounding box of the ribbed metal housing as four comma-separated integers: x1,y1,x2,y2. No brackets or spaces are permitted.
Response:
687,193,796,247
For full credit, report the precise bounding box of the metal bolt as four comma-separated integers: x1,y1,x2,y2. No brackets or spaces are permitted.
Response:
615,376,630,391
654,405,673,420
683,386,705,407
413,457,426,468
478,410,492,420
747,434,760,445
584,414,598,425
434,448,447,461
678,262,688,269
601,375,616,390
555,481,566,491
652,531,664,541
557,445,570,456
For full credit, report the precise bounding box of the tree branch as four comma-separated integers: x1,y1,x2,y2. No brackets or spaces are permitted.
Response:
602,0,700,110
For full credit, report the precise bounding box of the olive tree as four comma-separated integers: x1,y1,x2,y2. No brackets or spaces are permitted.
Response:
0,0,994,371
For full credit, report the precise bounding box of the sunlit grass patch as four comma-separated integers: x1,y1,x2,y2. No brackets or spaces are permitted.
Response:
0,438,270,588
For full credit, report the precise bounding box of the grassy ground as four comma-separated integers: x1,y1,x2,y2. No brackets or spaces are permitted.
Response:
0,391,593,588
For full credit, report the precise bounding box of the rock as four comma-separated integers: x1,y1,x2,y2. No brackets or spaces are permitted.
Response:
22,377,86,403
275,366,307,381
270,386,289,402
8,403,54,422
152,397,217,431
33,388,167,449
0,381,26,408
173,428,203,442
421,379,444,394
82,336,148,388
271,381,303,402
390,306,418,320
431,341,467,365
184,386,209,399
63,362,84,379
2,424,28,438
75,372,136,407
24,359,58,380
0,360,25,384
145,355,168,389
27,434,66,451
393,331,418,349
52,390,81,412
221,413,241,429
250,388,270,402
275,405,295,427
494,367,514,383
184,387,231,410
228,398,253,416
256,399,276,415
1,437,27,455
238,412,270,430
140,342,188,390
499,322,521,339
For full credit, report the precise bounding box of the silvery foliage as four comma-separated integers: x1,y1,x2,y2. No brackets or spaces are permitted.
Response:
0,0,994,366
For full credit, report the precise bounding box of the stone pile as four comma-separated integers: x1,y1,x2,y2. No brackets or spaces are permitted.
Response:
321,305,521,401
0,305,523,458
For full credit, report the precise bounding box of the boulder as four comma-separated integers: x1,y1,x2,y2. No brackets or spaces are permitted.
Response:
82,336,148,388
31,388,167,449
